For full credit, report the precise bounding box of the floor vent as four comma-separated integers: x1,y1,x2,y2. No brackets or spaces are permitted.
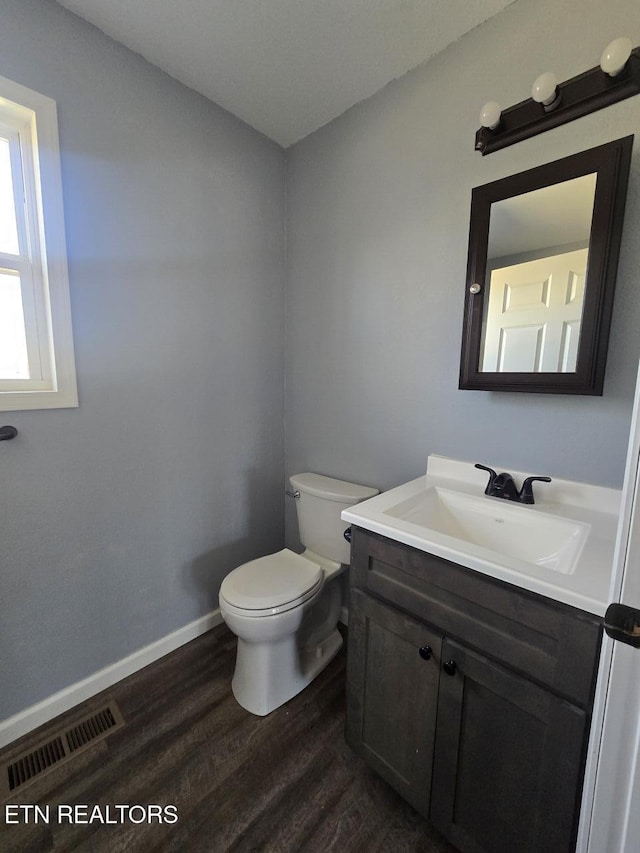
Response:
66,705,121,753
1,702,124,801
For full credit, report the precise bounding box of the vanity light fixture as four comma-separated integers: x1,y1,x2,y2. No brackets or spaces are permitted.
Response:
476,37,640,155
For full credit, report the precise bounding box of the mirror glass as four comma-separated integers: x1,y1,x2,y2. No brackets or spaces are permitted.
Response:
480,174,596,373
459,136,633,395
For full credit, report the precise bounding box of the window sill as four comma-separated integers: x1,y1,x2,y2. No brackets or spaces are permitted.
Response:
0,388,78,412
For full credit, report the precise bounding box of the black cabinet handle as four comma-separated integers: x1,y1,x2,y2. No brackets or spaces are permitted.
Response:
443,660,457,676
419,645,432,660
343,527,352,543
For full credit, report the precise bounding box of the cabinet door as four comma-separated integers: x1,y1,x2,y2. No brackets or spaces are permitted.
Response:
431,638,587,853
346,589,441,817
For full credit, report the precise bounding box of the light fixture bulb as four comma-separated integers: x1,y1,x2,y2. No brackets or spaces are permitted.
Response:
531,72,558,106
479,101,501,130
600,37,633,76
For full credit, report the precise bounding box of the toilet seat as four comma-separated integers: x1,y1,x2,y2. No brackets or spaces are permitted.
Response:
219,548,324,615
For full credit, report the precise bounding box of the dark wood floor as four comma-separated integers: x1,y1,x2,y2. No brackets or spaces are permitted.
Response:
0,623,457,852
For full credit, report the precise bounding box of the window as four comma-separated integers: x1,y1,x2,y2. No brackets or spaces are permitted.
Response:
0,75,77,411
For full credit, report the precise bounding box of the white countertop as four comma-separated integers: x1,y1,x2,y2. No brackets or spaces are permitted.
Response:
342,456,621,616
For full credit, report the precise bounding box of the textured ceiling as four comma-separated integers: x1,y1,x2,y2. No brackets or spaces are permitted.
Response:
55,0,515,147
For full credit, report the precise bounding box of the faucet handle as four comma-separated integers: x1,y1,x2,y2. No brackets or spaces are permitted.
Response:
475,463,498,495
519,475,551,505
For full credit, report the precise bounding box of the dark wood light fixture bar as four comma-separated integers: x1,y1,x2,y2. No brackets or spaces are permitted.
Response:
476,44,640,155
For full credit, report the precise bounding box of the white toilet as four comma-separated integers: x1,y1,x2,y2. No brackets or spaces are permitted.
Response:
219,472,378,716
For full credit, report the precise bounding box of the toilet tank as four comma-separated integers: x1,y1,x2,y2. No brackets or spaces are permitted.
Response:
290,473,379,565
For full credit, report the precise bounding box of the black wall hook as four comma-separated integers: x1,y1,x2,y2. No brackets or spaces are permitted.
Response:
0,426,18,441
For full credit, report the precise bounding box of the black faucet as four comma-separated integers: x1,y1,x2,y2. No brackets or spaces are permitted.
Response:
475,463,551,505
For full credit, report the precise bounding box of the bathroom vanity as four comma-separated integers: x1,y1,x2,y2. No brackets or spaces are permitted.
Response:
342,457,620,853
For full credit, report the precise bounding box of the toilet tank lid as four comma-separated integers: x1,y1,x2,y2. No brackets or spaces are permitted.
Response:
290,473,379,503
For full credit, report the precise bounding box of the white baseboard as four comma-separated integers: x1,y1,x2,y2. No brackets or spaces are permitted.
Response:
0,608,224,750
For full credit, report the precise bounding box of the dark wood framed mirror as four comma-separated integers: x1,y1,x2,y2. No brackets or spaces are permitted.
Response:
459,135,633,394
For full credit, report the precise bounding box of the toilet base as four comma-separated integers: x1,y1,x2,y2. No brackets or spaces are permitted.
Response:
231,627,343,716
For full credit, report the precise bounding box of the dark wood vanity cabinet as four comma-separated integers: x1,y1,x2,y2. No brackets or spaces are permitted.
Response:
346,528,603,853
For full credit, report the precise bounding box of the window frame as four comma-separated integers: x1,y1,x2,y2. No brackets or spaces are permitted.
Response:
0,74,77,411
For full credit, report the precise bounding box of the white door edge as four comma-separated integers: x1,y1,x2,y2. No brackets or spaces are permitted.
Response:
578,360,640,852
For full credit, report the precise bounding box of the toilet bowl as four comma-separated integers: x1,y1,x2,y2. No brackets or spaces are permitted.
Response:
220,548,343,716
219,473,378,716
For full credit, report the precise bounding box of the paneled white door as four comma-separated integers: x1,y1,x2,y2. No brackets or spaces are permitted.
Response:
482,248,588,373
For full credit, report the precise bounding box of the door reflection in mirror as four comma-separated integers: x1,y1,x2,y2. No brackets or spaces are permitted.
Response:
480,174,596,373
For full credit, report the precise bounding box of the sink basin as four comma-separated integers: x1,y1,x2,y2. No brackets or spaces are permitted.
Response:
384,487,590,575
341,456,621,615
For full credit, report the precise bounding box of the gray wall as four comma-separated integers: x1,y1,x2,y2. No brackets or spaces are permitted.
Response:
285,0,640,554
0,0,285,720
